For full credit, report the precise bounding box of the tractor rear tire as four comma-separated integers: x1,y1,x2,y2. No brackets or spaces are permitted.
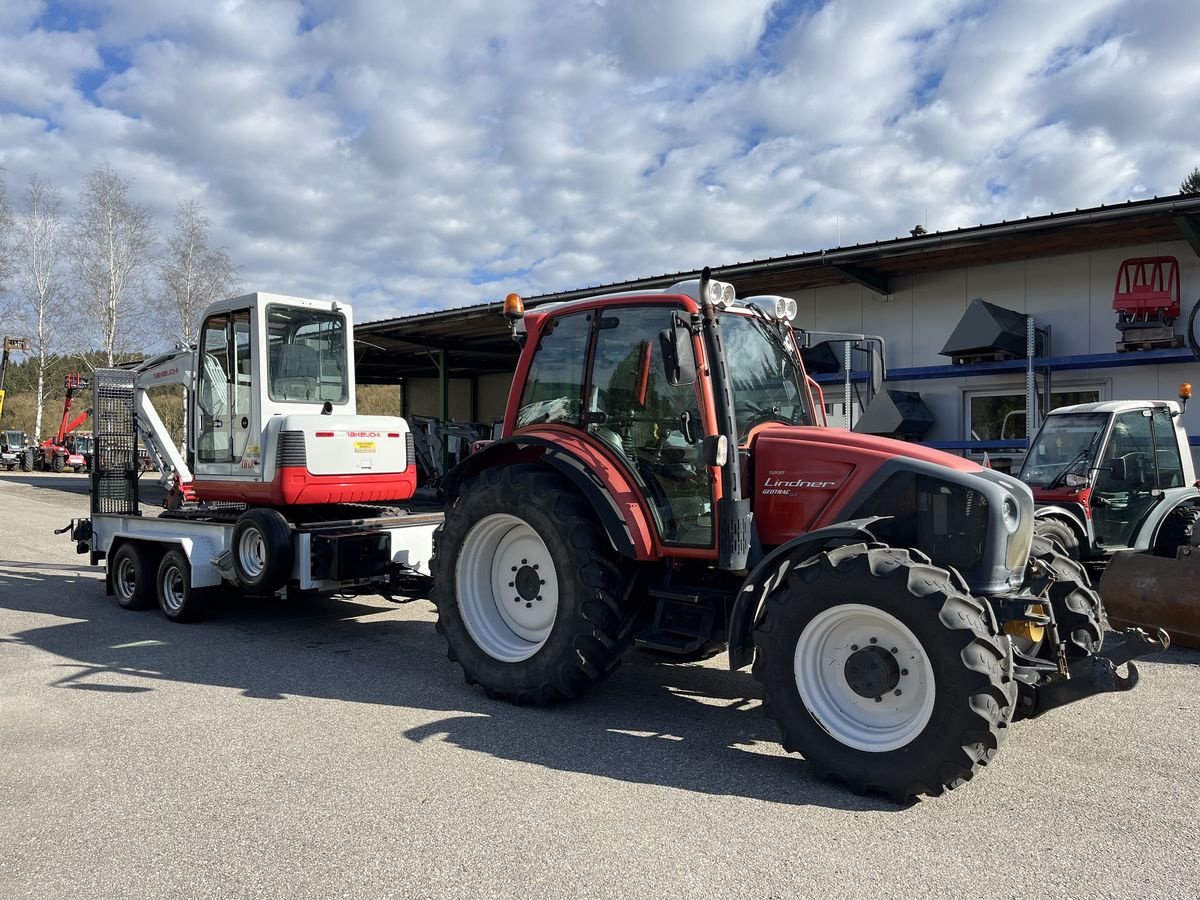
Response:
157,548,211,622
20,450,32,472
1028,535,1105,658
431,464,635,705
1034,517,1082,560
753,543,1016,803
1153,504,1200,558
231,508,294,595
110,541,159,610
52,454,64,473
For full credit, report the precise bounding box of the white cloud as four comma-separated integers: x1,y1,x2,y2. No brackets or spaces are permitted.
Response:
0,0,1198,333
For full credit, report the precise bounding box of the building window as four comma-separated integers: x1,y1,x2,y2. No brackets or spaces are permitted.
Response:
966,387,1103,442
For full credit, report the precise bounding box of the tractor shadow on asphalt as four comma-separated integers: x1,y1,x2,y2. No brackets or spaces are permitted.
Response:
3,561,898,812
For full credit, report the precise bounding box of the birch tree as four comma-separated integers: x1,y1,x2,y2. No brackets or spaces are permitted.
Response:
159,199,239,346
0,167,14,300
15,175,66,441
69,164,157,365
158,199,239,448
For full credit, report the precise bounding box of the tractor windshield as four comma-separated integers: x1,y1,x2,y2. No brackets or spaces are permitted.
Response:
1019,413,1108,488
4,431,24,448
722,312,812,442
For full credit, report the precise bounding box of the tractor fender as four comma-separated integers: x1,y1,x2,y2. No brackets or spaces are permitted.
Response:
1034,505,1088,537
726,517,886,671
441,435,647,560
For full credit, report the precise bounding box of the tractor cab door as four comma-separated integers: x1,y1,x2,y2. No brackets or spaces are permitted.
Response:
586,306,714,547
194,308,255,477
1092,408,1174,549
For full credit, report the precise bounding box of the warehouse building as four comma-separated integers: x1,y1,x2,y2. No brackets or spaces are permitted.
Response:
355,193,1200,472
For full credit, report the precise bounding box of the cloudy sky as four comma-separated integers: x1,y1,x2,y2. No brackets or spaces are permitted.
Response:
1,0,1197,324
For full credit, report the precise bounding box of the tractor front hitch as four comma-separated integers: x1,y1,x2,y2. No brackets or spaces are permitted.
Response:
1018,627,1170,720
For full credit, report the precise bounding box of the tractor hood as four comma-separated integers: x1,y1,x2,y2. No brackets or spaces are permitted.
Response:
751,425,981,473
751,425,1033,594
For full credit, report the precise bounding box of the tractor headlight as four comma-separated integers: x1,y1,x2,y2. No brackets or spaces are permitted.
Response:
773,296,798,321
705,279,736,309
1002,496,1019,530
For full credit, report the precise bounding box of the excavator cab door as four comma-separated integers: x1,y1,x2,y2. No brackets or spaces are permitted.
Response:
194,308,255,477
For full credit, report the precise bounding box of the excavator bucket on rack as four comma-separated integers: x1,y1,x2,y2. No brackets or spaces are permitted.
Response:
1100,544,1200,650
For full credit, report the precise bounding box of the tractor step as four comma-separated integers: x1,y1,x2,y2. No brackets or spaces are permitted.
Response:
634,590,720,655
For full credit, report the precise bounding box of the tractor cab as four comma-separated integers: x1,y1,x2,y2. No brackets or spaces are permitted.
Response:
1019,394,1197,556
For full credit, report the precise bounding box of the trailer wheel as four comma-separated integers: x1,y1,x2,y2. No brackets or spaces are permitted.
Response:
156,548,211,622
110,542,158,610
1033,517,1082,560
1153,504,1200,559
1028,535,1104,658
52,454,64,473
753,543,1015,803
432,464,635,705
231,508,294,594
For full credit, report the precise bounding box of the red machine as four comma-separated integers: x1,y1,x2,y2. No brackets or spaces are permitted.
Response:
36,372,90,472
1114,256,1182,350
428,272,1165,803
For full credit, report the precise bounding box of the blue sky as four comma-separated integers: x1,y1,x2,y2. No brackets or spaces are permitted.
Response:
1,0,1197,325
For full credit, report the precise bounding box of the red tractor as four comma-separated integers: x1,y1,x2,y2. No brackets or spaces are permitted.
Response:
430,271,1165,801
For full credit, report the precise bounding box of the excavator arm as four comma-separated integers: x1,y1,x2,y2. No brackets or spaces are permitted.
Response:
130,347,197,492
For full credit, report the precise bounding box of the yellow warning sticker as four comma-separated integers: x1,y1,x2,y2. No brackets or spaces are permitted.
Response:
354,440,376,453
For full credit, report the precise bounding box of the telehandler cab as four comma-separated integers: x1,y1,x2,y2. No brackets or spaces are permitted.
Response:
432,270,1167,802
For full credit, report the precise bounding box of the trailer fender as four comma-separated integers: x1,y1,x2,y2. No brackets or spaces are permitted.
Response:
726,517,886,671
442,436,647,559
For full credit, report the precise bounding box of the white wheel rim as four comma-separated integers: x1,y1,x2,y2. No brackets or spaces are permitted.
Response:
114,555,136,600
793,603,936,753
455,513,560,662
238,528,266,579
161,563,186,613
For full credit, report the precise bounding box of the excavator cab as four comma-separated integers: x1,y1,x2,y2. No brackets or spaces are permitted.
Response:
131,292,418,507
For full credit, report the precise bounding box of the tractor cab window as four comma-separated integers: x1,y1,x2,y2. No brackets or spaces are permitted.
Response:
266,305,348,404
1093,410,1160,549
1152,407,1185,488
587,306,713,546
515,312,589,428
1019,413,1108,488
722,312,811,442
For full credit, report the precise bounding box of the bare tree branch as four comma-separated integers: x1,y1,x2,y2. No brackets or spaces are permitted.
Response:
159,199,240,346
0,166,15,300
69,164,157,366
15,175,66,441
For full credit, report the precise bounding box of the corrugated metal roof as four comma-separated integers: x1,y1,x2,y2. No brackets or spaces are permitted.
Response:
354,192,1200,382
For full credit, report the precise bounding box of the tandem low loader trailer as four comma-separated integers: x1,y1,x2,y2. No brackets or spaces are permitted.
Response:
59,292,442,621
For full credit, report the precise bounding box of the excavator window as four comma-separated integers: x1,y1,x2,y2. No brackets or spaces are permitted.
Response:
267,305,348,404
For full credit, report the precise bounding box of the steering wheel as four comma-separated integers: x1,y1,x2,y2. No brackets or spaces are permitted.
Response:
736,400,787,435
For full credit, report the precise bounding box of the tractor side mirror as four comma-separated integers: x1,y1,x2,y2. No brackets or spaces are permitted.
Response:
1108,457,1128,482
659,321,696,387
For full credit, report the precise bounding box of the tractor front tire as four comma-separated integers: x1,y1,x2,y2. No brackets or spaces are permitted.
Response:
52,454,64,473
1028,535,1105,658
753,543,1015,803
1153,504,1200,558
1033,517,1082,560
231,508,294,595
431,465,635,705
20,450,32,471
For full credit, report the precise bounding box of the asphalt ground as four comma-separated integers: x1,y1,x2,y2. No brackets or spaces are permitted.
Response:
1,470,1199,899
